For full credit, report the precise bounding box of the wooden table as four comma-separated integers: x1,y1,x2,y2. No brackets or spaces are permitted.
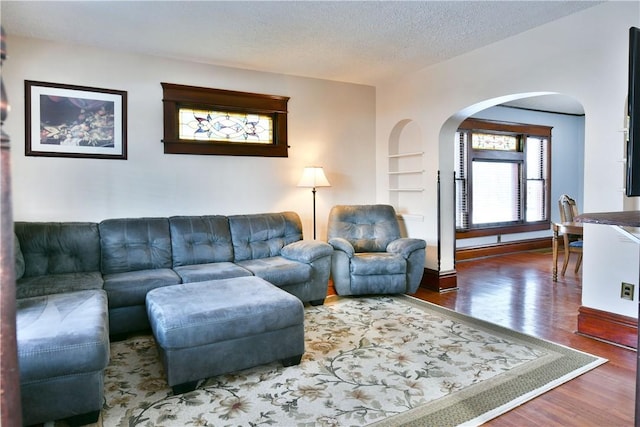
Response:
552,221,583,282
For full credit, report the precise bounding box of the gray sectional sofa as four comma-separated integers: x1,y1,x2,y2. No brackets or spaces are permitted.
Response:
14,211,333,426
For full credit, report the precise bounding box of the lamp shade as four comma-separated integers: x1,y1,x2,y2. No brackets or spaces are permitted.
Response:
297,166,331,188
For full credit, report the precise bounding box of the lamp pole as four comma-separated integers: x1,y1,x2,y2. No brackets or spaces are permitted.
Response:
297,166,330,241
312,186,317,240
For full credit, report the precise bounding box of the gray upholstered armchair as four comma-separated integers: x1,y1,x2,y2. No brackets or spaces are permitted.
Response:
327,204,426,296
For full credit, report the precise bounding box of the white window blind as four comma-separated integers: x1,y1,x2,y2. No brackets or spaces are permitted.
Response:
471,161,520,224
525,137,548,222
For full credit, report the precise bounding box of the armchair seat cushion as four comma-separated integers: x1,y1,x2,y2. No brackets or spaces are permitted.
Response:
237,256,311,286
351,253,406,276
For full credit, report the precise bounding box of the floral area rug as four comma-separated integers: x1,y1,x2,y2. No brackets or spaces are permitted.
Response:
100,295,606,427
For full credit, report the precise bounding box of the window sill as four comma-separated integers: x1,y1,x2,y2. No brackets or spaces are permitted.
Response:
456,222,550,239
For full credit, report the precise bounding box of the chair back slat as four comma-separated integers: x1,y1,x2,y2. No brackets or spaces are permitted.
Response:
558,194,579,223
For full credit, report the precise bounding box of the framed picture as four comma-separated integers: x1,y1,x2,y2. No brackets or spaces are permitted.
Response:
25,81,127,159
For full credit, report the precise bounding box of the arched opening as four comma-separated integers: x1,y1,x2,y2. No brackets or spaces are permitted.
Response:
438,93,586,275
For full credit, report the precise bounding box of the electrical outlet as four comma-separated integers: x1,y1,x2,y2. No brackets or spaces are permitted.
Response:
621,282,635,301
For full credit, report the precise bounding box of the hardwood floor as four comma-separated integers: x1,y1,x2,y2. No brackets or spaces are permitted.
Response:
412,250,636,426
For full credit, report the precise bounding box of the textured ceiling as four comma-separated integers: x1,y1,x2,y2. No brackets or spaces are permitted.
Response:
2,1,597,113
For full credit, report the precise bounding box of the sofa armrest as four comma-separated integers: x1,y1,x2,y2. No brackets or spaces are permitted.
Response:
387,238,426,259
281,240,333,263
328,237,355,257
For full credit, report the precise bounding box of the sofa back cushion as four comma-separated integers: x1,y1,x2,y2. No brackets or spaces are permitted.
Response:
229,212,302,261
169,215,234,266
14,222,101,277
14,233,25,280
99,217,172,274
327,204,401,252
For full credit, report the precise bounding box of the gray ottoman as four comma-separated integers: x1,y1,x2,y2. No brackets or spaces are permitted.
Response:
146,276,305,394
17,289,110,426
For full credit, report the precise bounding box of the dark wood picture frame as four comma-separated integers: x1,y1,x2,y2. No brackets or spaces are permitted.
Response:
161,83,289,157
25,80,127,159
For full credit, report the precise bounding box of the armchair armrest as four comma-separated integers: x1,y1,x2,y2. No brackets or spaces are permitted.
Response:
328,237,355,257
281,240,333,263
387,238,426,259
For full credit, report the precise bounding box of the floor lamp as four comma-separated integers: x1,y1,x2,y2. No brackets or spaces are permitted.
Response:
297,166,331,240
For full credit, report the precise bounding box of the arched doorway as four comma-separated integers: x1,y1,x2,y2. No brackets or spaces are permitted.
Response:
437,93,586,274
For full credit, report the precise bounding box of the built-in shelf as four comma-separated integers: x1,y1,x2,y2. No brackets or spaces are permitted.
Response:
388,136,424,216
397,213,425,222
388,170,424,175
388,152,423,158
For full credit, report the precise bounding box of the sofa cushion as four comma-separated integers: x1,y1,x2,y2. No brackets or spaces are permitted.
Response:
236,256,311,286
16,272,104,299
103,268,181,308
173,262,252,283
229,212,303,261
169,215,234,266
17,289,110,382
99,217,172,274
14,222,101,277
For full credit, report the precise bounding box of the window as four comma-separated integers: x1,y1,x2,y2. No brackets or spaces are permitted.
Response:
177,108,273,144
162,83,289,157
455,118,551,237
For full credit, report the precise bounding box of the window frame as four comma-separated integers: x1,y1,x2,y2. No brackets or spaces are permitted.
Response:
161,83,290,157
455,118,552,239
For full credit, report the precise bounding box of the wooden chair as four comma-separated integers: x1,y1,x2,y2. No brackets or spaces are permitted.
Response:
558,194,583,275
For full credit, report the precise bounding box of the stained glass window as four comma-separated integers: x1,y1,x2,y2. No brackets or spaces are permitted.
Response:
178,108,273,144
471,133,517,150
162,83,289,157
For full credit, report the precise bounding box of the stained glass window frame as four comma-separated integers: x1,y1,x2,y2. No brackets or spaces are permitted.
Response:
471,132,518,151
162,83,289,157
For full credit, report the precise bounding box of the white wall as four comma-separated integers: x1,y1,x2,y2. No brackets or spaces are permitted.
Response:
376,2,640,318
2,36,377,241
